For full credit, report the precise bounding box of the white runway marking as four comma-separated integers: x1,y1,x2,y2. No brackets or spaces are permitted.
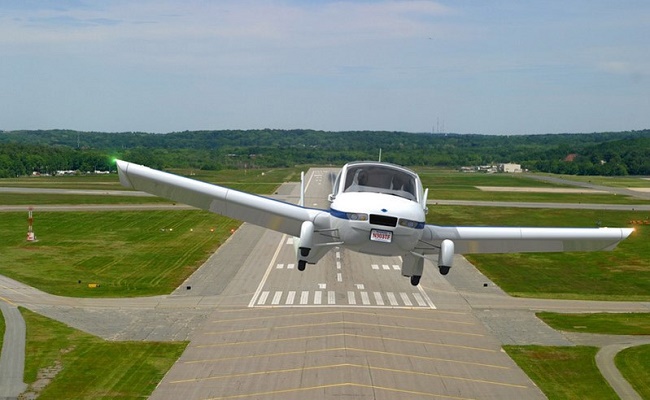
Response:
400,292,412,306
257,291,269,305
286,291,295,305
252,289,435,308
360,292,370,305
374,292,384,306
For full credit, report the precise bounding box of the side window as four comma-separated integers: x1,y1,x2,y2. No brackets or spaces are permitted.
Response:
332,172,341,196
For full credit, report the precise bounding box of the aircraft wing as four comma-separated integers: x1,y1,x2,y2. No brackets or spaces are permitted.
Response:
115,160,328,237
419,224,633,254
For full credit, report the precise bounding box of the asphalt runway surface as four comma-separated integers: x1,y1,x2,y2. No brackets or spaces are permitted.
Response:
2,170,650,399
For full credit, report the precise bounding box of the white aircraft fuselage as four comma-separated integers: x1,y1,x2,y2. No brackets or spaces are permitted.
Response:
326,162,427,257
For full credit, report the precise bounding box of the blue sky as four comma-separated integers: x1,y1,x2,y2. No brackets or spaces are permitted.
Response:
1,1,648,134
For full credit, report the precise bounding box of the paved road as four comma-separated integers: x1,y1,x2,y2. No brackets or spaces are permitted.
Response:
1,170,649,399
0,301,27,399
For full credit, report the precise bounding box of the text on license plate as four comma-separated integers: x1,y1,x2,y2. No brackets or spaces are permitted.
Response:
370,229,393,243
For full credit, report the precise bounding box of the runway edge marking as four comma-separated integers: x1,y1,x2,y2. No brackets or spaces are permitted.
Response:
248,233,287,307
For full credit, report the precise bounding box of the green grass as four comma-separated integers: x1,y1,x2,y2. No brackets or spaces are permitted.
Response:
0,211,237,297
0,193,171,205
555,174,650,189
0,166,300,297
616,344,650,399
0,174,123,190
0,166,303,190
537,312,650,335
504,345,618,400
20,307,187,399
428,206,650,300
419,171,648,204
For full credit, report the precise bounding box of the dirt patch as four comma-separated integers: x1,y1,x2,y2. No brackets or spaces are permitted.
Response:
19,347,74,400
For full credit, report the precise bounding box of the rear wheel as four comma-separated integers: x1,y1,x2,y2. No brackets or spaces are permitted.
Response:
410,275,421,286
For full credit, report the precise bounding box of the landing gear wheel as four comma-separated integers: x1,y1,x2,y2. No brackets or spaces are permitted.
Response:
438,265,450,275
410,275,421,286
298,260,307,271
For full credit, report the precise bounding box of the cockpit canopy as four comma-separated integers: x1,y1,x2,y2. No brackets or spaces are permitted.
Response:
333,162,422,202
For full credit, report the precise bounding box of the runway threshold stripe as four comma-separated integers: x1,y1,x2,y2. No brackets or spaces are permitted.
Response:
257,291,269,305
400,292,413,306
250,291,435,307
374,292,384,306
285,291,295,305
348,291,356,305
328,291,336,305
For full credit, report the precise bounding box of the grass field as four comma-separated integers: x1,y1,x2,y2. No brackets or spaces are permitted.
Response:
20,307,187,399
554,174,650,189
504,346,619,400
616,344,650,399
0,210,236,297
537,312,650,335
0,167,302,297
419,172,649,204
427,206,650,300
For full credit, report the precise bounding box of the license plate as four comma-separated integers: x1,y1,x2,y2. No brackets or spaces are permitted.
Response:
370,229,393,243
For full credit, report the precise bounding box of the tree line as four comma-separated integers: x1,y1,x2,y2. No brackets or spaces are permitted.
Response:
0,129,648,177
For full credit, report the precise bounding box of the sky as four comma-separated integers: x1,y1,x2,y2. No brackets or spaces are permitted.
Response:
1,1,649,135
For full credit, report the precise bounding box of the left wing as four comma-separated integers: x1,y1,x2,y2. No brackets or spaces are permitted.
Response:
419,224,633,254
115,160,329,237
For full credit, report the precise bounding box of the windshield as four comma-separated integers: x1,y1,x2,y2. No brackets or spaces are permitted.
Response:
343,164,417,201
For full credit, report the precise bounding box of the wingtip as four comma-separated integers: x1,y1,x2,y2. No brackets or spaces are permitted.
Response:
115,159,133,189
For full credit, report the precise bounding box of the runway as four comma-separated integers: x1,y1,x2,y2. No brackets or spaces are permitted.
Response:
148,169,546,399
2,169,649,399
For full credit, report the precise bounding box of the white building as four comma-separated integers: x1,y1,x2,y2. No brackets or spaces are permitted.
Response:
498,163,522,173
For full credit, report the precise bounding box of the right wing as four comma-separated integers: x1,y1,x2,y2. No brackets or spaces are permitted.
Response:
419,225,634,254
116,160,329,237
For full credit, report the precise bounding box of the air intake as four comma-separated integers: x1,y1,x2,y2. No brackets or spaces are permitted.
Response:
370,214,397,227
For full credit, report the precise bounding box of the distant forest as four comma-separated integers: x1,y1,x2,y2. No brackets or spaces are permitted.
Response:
0,129,649,178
